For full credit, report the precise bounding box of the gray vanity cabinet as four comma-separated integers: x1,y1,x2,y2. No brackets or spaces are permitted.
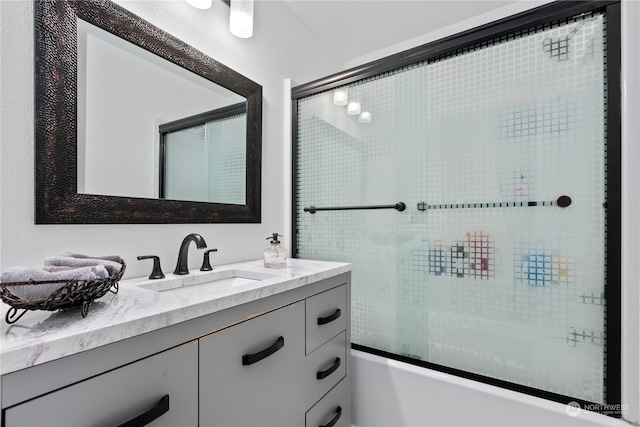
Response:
199,301,306,426
1,272,351,427
2,340,198,427
199,284,350,427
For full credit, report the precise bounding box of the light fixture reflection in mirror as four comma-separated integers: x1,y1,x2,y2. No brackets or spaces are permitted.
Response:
358,112,372,123
347,101,361,115
333,90,348,106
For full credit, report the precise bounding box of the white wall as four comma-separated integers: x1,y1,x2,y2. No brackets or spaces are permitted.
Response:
0,0,343,279
620,0,640,423
344,0,554,69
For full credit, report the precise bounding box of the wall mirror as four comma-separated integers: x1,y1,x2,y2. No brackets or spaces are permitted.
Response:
35,0,262,224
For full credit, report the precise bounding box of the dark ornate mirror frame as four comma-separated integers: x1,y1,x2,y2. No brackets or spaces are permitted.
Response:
35,0,262,224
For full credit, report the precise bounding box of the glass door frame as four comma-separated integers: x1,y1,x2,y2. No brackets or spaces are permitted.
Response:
291,0,622,416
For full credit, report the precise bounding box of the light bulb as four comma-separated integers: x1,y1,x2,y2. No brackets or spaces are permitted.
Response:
333,90,348,106
186,0,212,9
230,0,254,38
347,102,361,115
359,112,372,123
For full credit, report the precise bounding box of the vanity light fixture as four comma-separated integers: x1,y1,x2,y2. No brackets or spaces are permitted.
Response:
333,90,348,106
230,0,254,38
358,111,372,123
347,101,361,115
186,0,213,9
186,0,253,39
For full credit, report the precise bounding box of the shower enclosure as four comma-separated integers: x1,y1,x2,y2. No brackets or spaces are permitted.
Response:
292,1,621,414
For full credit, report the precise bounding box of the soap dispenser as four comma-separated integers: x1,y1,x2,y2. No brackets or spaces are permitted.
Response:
264,233,287,269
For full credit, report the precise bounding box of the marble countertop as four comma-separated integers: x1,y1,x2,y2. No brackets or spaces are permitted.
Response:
0,258,350,375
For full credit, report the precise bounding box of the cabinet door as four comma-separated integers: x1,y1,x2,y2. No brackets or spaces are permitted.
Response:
3,341,198,427
199,301,305,427
306,378,350,427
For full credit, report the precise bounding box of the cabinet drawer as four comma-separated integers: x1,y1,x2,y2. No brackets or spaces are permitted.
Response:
3,341,198,427
304,331,346,408
199,301,305,427
306,284,347,354
306,378,350,427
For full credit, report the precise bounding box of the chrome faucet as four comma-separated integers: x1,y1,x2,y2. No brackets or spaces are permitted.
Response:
174,233,207,275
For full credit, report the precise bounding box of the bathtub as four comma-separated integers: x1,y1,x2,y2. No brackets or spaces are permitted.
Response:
350,349,629,427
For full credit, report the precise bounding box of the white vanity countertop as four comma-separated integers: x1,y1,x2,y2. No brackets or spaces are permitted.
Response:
0,258,350,375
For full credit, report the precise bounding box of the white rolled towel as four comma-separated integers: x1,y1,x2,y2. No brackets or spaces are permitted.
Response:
43,265,110,278
45,253,123,276
1,266,106,302
61,252,123,264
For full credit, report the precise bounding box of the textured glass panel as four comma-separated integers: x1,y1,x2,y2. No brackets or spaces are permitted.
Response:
164,125,207,201
206,113,247,205
164,113,246,204
296,12,607,403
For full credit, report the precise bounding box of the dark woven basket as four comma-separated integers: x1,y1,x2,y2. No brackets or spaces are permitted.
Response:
0,260,125,324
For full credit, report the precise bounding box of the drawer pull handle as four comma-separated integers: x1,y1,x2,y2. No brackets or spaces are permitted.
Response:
317,308,341,325
117,394,170,427
316,357,341,380
242,336,285,366
319,405,342,427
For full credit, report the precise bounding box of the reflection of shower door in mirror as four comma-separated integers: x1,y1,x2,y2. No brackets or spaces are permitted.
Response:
294,6,618,410
160,104,247,204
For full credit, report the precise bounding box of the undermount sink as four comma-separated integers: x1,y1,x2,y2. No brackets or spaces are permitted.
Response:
137,269,275,298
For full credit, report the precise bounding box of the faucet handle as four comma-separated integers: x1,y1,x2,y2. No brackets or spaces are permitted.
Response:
200,249,218,271
137,255,165,279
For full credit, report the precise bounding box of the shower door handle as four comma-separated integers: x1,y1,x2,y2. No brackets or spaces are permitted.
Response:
317,308,341,325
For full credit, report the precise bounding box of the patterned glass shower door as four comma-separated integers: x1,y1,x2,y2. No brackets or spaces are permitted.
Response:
295,11,609,404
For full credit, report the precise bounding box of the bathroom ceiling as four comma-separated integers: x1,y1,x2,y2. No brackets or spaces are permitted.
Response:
281,0,522,62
